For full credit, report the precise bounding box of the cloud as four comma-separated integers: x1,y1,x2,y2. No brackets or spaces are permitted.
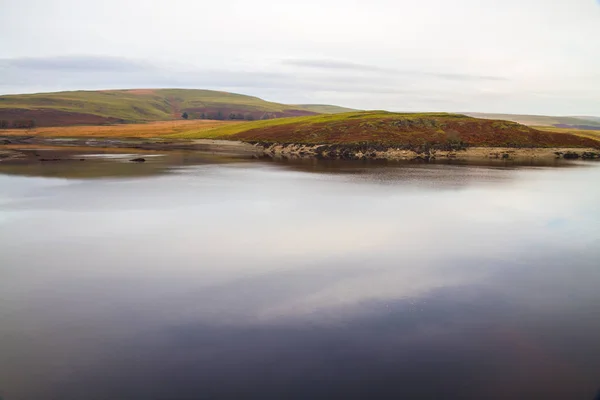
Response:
283,59,390,72
0,0,599,114
0,55,462,95
282,58,507,82
431,72,507,82
1,56,151,72
0,53,596,116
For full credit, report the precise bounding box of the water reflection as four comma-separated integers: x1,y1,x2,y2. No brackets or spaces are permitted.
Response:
0,154,599,399
0,147,255,179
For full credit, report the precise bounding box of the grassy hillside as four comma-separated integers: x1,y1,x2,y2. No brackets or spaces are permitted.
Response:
465,112,600,129
173,111,600,149
0,120,241,138
535,126,600,142
0,89,352,127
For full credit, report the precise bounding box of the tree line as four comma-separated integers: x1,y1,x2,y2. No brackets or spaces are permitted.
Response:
0,120,36,129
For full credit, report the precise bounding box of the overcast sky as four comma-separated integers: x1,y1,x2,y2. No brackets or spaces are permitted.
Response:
1,0,599,115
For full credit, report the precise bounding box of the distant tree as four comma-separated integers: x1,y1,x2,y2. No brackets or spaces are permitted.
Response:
229,112,237,120
181,112,189,120
261,113,270,120
236,113,244,120
0,120,8,129
244,114,254,121
216,110,224,120
200,113,206,120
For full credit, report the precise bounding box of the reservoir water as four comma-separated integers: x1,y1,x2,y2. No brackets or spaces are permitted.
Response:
1,151,599,399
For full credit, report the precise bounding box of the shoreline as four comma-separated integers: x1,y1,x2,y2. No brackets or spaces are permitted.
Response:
1,136,599,162
261,143,600,161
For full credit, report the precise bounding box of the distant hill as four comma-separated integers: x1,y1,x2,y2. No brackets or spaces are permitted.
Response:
291,104,358,114
174,111,599,149
0,89,355,127
464,112,600,130
574,116,600,122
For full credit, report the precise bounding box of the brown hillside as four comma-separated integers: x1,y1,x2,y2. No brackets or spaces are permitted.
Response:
228,115,600,149
0,108,123,127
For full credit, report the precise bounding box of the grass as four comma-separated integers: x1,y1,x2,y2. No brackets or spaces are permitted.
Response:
3,111,598,150
0,90,172,121
535,126,600,142
172,111,473,139
0,120,240,138
170,111,600,149
0,89,354,126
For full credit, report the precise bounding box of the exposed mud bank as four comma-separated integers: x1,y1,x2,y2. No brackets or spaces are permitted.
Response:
0,148,27,161
0,137,262,159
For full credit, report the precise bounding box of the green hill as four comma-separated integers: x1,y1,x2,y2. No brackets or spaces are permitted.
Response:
0,89,353,127
173,111,599,149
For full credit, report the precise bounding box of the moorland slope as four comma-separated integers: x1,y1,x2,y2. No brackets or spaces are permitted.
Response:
175,111,599,149
0,89,354,127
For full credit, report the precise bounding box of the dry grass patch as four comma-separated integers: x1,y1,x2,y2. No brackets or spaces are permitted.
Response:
0,120,241,138
535,126,600,142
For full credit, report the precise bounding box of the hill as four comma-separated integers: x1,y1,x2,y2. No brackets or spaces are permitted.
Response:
290,104,358,114
0,89,354,127
536,126,600,143
464,112,600,130
174,111,599,149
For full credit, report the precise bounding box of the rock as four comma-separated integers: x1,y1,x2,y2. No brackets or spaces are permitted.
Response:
130,157,146,162
563,152,580,159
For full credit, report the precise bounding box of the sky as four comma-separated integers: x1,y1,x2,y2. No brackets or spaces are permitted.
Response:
0,0,599,115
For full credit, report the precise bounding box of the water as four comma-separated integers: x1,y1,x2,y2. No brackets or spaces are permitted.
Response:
1,152,599,399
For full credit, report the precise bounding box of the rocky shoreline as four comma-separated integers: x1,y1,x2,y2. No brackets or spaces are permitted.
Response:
260,143,600,161
1,136,599,162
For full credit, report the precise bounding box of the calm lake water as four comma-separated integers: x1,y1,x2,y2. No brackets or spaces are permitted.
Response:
1,151,599,399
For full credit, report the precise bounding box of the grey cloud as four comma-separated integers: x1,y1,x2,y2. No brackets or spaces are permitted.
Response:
0,56,497,116
283,58,507,82
0,0,598,115
432,72,507,82
1,56,151,72
0,55,591,115
0,56,426,94
283,59,390,72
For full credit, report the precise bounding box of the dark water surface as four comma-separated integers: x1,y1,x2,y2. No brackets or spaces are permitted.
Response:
1,152,599,399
